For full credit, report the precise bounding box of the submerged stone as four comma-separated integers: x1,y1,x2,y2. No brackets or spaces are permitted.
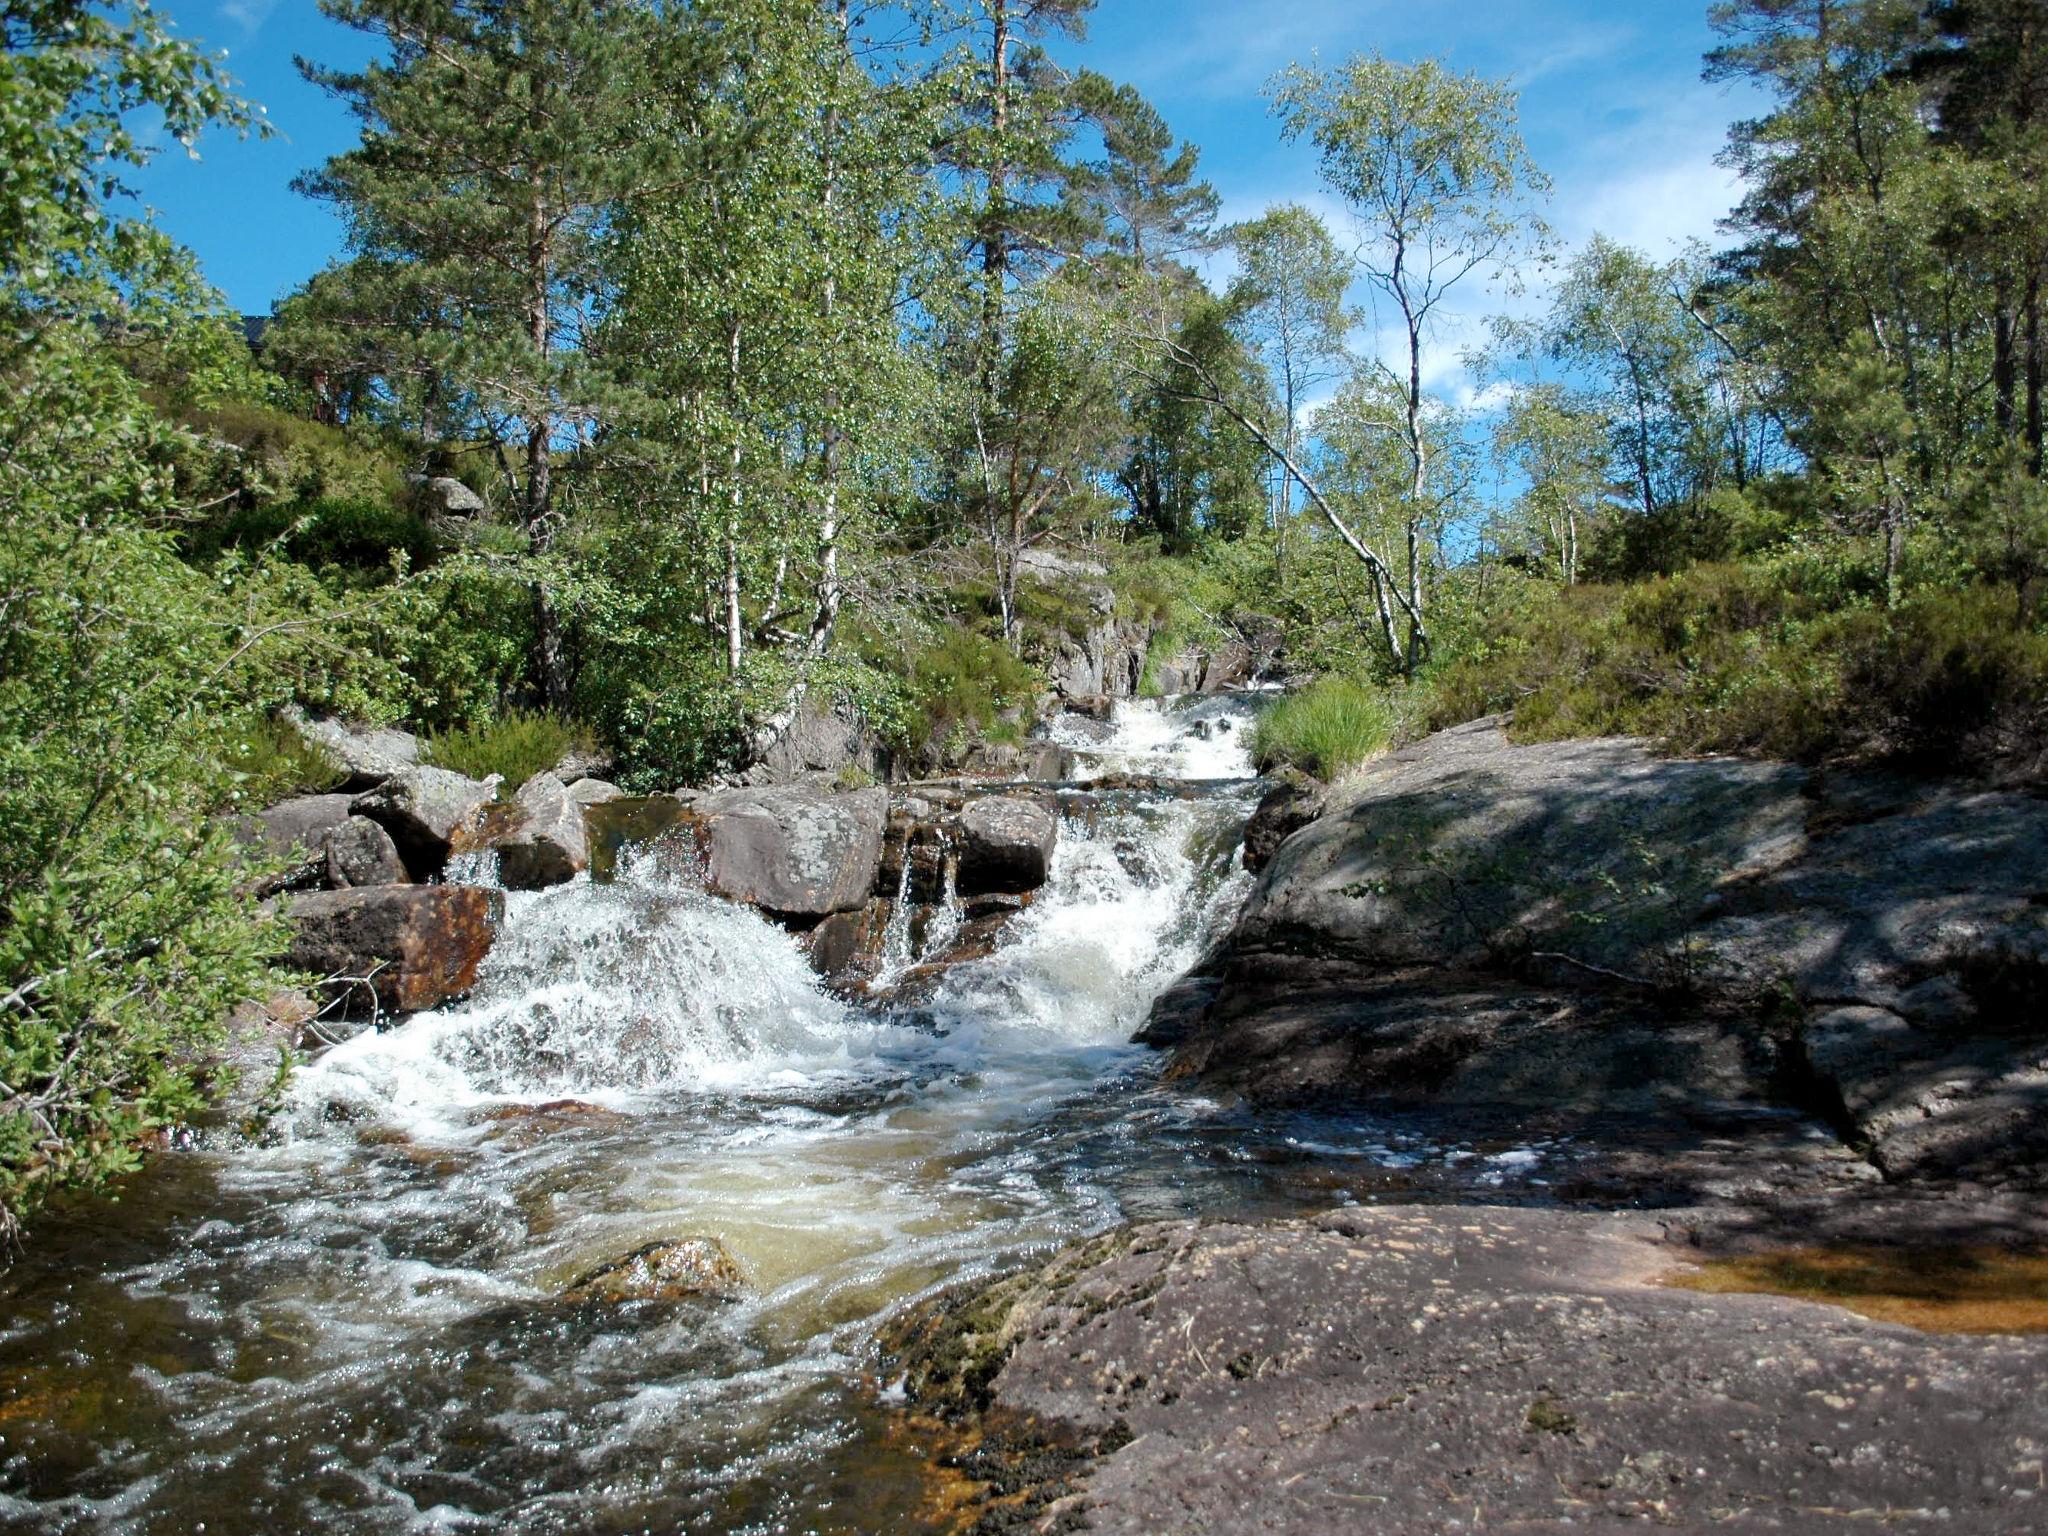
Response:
564,1237,746,1305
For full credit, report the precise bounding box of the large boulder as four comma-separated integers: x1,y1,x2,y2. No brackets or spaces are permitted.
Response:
1048,614,1150,700
235,793,355,891
1234,718,1807,978
567,777,624,808
682,784,887,920
957,795,1058,896
1153,718,2048,1184
323,815,408,888
409,473,486,517
285,884,502,1016
351,766,497,879
280,707,419,790
495,772,589,891
739,699,891,787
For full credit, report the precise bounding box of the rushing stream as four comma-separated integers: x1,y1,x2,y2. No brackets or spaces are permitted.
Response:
0,698,1565,1535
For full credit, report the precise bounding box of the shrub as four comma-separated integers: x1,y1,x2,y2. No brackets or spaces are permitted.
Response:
1248,676,1398,781
423,710,589,789
199,495,440,573
217,713,345,809
904,627,1043,751
1420,559,2048,782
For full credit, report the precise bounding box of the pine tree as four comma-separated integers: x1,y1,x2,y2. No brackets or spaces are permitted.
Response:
291,0,687,710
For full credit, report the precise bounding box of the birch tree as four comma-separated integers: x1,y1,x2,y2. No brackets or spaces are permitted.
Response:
1269,53,1550,671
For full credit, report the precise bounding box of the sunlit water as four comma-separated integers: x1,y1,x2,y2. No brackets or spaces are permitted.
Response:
0,697,1565,1535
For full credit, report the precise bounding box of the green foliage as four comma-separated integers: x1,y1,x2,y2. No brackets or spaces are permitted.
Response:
0,324,288,1237
1423,559,2048,778
905,628,1043,753
423,710,588,791
218,714,346,809
176,398,410,515
1248,676,1398,781
198,496,439,574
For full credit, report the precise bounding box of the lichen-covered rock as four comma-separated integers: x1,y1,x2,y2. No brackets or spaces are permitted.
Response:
280,707,419,790
684,784,887,919
1153,717,2048,1185
494,772,588,891
350,766,497,878
323,814,408,888
957,795,1058,896
285,884,502,1016
885,1207,2048,1534
564,1237,745,1305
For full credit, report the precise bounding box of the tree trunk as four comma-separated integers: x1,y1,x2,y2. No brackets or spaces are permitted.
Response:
724,321,745,677
2026,266,2043,477
1403,319,1430,674
524,181,569,713
981,0,1011,413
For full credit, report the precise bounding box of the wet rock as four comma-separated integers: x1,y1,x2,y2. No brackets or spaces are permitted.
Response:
684,783,887,920
323,815,408,888
958,740,1067,782
201,990,318,1130
1132,973,1220,1049
1240,768,1329,874
280,706,419,790
565,777,624,808
564,1237,745,1305
494,772,588,891
351,766,497,879
885,1206,2048,1534
957,795,1058,896
583,795,695,884
805,901,892,981
1064,694,1115,721
285,884,503,1016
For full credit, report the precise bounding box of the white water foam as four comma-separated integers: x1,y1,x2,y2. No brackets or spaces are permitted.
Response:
1043,695,1260,782
294,854,911,1137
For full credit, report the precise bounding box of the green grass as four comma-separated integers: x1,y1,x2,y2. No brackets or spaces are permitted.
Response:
422,710,590,790
1248,677,1397,781
218,713,345,808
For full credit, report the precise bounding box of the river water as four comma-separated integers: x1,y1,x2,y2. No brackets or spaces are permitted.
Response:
0,698,1563,1535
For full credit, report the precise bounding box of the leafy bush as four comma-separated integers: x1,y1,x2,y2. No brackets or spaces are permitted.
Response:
197,495,440,573
1,325,288,1237
1248,676,1397,781
422,710,589,789
904,626,1043,751
1421,559,2048,780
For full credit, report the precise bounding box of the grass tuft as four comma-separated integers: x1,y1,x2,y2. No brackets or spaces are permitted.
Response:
1248,677,1396,781
422,710,588,790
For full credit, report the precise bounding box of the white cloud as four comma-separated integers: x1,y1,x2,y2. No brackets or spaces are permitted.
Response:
221,0,280,33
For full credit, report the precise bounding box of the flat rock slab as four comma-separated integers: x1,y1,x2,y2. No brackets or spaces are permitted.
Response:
888,1205,2048,1534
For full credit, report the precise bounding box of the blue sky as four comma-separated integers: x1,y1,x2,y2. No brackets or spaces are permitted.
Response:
135,0,1762,399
